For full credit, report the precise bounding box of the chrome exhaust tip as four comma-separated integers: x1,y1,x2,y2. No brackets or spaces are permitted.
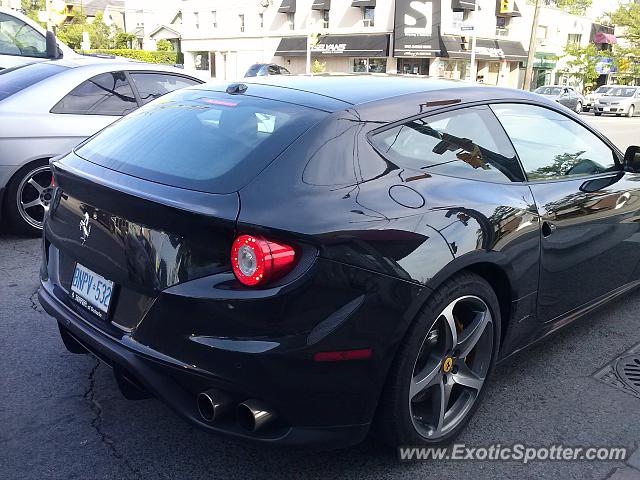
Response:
237,399,276,432
197,389,232,423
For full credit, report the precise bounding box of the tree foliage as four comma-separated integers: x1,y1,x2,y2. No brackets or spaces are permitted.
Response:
560,43,600,92
114,31,136,49
608,1,640,48
542,0,592,16
155,39,172,51
56,10,119,50
20,0,46,25
84,49,177,64
311,59,326,74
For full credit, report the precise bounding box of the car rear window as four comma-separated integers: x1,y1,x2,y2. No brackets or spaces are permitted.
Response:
75,88,328,193
0,62,68,101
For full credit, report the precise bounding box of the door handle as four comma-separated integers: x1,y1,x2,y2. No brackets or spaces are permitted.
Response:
542,221,556,237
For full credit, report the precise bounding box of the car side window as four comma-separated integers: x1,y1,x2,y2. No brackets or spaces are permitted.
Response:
0,12,47,58
369,106,525,182
491,103,618,181
51,71,137,116
129,72,200,105
267,65,279,75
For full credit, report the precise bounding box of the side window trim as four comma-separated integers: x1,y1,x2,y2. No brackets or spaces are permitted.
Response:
489,101,622,183
367,104,527,184
123,71,144,107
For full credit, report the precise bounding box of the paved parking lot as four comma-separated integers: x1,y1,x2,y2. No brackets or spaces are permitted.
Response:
1,114,640,480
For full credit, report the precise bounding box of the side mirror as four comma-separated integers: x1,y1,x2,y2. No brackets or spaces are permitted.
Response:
624,146,640,173
45,31,61,59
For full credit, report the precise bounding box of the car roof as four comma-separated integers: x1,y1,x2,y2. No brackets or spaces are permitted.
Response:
195,74,542,111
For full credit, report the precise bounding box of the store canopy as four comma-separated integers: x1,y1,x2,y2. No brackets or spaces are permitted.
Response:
451,0,476,11
275,34,389,57
278,0,296,14
311,0,331,10
440,36,527,61
595,32,617,44
351,0,376,6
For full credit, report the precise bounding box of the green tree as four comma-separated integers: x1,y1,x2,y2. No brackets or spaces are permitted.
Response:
20,0,45,25
311,59,326,74
114,31,136,49
559,42,600,92
553,0,592,16
608,1,640,48
155,39,172,51
612,45,640,85
56,10,118,50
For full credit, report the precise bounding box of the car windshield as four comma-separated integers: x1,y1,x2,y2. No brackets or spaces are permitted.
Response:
245,65,262,77
535,87,562,95
605,87,637,97
595,86,612,94
0,62,69,101
75,88,328,194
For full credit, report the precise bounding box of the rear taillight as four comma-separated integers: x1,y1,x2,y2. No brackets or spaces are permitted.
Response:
231,234,296,286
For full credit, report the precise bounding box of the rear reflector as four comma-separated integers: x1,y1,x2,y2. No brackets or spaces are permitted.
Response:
313,349,373,362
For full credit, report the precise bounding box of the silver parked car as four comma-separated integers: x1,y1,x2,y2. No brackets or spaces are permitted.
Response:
583,85,620,112
594,86,640,118
0,57,203,234
534,85,585,114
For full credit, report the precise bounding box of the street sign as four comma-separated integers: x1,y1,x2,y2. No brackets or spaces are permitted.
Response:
461,25,475,31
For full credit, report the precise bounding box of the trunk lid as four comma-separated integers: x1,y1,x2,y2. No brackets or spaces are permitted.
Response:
46,152,239,330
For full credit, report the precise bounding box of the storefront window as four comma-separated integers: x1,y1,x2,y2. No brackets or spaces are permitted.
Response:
194,51,210,71
362,7,374,27
352,58,387,73
439,60,469,80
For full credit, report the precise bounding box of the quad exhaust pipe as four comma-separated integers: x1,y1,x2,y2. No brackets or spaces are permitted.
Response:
197,389,233,423
237,399,277,432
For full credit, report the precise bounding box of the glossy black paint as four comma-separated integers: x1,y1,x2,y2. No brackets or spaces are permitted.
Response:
39,76,640,448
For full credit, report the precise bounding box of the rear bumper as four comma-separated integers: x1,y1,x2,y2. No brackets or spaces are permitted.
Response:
38,284,371,449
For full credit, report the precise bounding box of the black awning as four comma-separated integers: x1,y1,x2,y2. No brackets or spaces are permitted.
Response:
312,0,331,10
495,0,521,17
451,0,476,11
440,36,527,61
275,34,389,57
351,0,376,6
278,0,296,14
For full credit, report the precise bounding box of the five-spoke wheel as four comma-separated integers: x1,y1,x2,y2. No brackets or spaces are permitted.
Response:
4,159,53,235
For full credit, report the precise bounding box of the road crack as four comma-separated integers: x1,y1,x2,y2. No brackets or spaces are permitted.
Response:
84,359,141,480
29,287,44,314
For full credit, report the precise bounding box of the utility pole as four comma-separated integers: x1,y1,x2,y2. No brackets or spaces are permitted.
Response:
469,0,479,82
523,0,542,91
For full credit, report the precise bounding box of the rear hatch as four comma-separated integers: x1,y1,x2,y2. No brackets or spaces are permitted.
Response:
45,87,328,331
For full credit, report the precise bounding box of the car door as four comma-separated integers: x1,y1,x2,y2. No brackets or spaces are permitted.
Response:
127,71,201,106
49,70,139,153
492,103,640,324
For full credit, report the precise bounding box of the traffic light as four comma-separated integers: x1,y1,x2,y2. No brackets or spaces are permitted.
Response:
499,0,513,14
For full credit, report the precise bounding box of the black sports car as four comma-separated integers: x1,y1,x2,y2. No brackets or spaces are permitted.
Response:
39,76,640,449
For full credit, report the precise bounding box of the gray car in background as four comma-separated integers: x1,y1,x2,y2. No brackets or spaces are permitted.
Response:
0,57,202,234
594,86,640,118
534,85,585,114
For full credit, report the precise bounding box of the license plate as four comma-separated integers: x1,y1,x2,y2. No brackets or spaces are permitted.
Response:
70,263,114,320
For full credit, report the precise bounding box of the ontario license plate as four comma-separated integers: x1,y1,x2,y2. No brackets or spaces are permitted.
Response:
70,263,114,320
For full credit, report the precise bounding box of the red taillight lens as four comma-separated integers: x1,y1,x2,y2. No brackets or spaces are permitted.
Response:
231,234,296,286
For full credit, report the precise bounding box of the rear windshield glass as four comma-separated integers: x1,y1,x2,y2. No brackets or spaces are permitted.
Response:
535,87,562,95
0,62,68,101
75,88,328,193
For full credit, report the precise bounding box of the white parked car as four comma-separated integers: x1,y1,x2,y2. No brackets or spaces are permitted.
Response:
0,57,203,234
583,85,621,112
0,7,77,70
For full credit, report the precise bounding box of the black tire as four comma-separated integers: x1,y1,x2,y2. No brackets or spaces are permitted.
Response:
374,272,501,447
627,105,635,118
575,102,582,114
594,112,602,116
3,159,51,236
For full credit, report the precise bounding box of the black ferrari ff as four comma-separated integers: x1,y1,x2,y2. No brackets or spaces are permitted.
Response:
39,75,640,449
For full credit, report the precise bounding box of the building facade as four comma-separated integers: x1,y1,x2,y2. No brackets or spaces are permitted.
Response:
126,0,625,90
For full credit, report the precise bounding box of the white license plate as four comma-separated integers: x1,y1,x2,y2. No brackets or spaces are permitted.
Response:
70,263,114,320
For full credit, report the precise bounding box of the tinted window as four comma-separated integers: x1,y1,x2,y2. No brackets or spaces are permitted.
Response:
129,72,200,105
595,86,611,93
535,87,562,95
51,71,137,115
75,89,328,193
245,64,261,77
267,65,278,75
279,66,290,74
492,103,618,180
370,106,524,182
606,87,637,97
0,62,68,101
0,12,46,58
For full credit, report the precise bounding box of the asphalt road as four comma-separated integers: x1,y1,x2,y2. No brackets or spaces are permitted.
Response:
2,116,640,480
